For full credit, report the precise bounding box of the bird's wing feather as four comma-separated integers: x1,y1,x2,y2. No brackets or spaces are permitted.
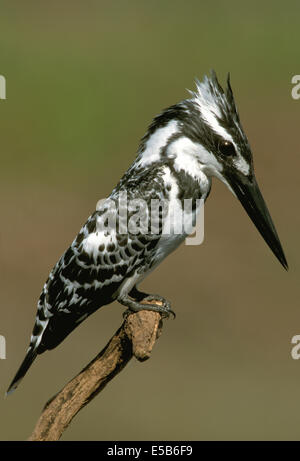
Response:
33,185,165,352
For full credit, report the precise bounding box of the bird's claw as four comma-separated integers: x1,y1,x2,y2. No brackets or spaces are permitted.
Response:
141,294,176,319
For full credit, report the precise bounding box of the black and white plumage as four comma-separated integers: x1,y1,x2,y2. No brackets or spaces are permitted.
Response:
7,71,288,394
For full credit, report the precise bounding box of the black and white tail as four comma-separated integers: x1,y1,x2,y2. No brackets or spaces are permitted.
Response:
6,346,38,396
6,314,49,395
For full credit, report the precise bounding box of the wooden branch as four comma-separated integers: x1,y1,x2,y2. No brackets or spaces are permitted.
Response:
28,309,164,441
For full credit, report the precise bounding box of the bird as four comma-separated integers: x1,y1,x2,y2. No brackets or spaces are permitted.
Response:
7,70,288,395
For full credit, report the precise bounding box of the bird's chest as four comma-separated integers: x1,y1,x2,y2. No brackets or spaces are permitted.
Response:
153,200,199,262
150,171,206,263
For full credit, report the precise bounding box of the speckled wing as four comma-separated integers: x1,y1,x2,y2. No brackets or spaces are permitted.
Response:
7,198,163,395
33,190,165,352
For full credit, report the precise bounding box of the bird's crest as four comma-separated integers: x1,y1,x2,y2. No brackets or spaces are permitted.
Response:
189,70,240,133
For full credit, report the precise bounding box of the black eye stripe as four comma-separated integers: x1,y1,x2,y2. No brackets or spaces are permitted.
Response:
218,140,236,157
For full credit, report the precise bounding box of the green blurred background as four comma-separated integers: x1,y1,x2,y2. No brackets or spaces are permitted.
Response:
0,0,299,441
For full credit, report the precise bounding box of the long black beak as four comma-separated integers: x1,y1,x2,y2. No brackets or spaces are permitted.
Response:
226,172,288,270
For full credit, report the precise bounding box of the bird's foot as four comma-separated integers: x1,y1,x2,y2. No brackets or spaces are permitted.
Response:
119,291,175,320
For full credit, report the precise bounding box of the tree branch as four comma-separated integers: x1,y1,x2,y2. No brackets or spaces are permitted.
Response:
28,309,164,441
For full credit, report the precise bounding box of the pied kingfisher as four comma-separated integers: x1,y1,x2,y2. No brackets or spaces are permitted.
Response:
7,71,288,394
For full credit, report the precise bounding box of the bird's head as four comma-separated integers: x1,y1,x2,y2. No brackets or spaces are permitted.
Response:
188,71,288,269
138,71,288,269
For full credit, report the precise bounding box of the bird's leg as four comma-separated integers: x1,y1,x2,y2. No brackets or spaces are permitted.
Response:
118,287,176,319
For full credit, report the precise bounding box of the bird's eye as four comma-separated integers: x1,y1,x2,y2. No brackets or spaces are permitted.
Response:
219,141,236,157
